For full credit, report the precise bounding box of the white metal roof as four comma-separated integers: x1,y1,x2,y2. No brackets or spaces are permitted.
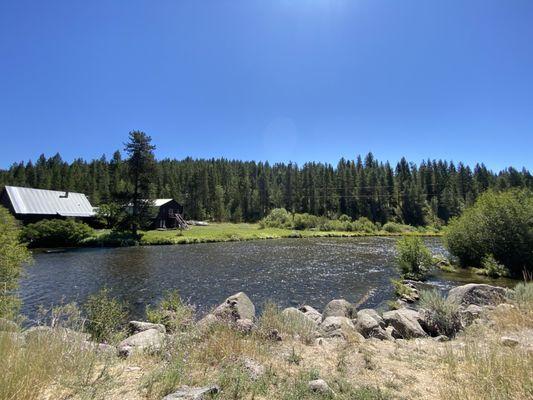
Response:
153,199,174,207
4,186,96,217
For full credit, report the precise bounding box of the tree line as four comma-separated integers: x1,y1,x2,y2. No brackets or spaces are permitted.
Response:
1,145,532,226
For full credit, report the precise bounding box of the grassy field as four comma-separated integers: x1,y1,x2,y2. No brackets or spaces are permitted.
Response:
87,223,441,246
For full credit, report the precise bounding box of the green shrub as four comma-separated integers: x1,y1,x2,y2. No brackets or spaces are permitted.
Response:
21,219,94,247
395,236,432,280
292,213,320,230
383,222,414,233
146,289,194,332
0,206,32,319
83,288,127,343
480,254,510,278
352,217,377,233
260,208,292,229
419,290,461,337
511,281,533,309
444,189,533,275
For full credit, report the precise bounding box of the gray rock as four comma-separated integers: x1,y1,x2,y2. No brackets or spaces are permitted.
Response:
322,299,356,320
118,328,165,357
129,320,166,334
282,307,312,324
447,284,507,307
433,335,449,342
235,318,254,333
460,304,484,327
162,385,219,400
382,309,427,338
213,292,255,322
81,340,117,354
321,316,360,339
298,305,322,324
266,329,283,341
357,309,386,328
197,313,218,331
242,357,265,380
308,379,334,395
355,312,390,340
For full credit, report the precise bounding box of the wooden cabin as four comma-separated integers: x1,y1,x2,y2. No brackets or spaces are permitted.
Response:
0,185,96,224
151,199,187,229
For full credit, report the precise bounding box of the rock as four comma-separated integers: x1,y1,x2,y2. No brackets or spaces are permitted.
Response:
447,284,507,307
129,320,166,334
282,307,314,325
321,316,359,339
235,318,254,333
308,379,334,395
81,340,117,354
460,304,484,327
399,281,420,303
298,305,322,324
500,336,519,347
197,314,218,331
266,329,283,341
355,312,390,340
0,318,18,332
385,325,401,339
213,292,255,322
433,335,449,342
382,309,427,338
357,309,386,328
242,357,265,380
162,385,219,400
322,299,356,320
118,328,165,357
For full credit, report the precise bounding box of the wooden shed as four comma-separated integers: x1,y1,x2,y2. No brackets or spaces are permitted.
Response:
151,199,187,229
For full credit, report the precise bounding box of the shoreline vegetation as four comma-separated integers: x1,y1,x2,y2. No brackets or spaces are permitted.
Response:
83,222,442,248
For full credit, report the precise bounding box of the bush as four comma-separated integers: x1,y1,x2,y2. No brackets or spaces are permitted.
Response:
21,219,94,247
419,290,461,337
146,290,194,333
511,281,533,309
395,236,432,280
83,288,127,343
444,189,533,275
383,222,414,233
260,208,292,229
292,213,320,230
0,206,32,319
480,254,510,278
352,217,377,233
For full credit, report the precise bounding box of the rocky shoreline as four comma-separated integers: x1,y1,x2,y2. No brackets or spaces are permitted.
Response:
2,282,526,400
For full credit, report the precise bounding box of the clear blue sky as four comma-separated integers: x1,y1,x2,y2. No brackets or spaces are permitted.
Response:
1,0,532,170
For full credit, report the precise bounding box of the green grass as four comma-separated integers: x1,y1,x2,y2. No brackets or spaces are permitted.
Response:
87,223,441,247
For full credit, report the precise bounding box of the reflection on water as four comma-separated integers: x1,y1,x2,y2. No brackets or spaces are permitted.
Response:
19,237,513,322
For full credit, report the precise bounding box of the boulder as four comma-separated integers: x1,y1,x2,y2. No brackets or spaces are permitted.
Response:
500,336,519,347
197,313,218,331
308,379,334,395
447,284,507,307
118,328,165,357
459,304,484,327
81,341,117,354
213,292,255,322
298,305,322,324
355,312,390,340
282,307,313,325
320,316,360,339
235,318,254,334
129,320,166,334
322,299,356,320
242,357,266,380
382,309,427,338
162,385,219,400
357,309,386,328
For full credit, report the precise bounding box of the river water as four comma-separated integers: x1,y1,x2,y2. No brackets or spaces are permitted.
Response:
19,237,503,322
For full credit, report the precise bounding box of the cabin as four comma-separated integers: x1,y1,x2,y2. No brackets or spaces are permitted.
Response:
0,185,96,224
151,199,187,229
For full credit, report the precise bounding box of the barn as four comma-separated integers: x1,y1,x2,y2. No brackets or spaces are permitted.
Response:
151,199,187,229
0,185,96,223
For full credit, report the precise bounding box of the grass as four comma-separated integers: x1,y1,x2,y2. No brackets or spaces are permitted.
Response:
85,222,441,247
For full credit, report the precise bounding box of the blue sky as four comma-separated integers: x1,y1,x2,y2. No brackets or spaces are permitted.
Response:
1,0,532,170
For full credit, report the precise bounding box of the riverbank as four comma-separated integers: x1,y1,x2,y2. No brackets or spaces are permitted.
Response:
2,282,532,400
84,223,441,247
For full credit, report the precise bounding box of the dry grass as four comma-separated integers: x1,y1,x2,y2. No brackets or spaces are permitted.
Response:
0,328,115,400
